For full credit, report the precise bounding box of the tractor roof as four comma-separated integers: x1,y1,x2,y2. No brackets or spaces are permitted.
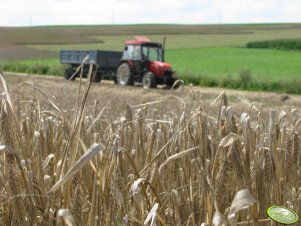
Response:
125,36,160,46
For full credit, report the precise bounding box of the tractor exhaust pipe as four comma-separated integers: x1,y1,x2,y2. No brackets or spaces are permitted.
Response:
162,36,166,62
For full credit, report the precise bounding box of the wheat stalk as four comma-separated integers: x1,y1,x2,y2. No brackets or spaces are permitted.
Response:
2,72,301,225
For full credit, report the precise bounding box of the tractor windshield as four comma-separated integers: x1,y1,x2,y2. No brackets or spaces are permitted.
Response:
142,45,162,62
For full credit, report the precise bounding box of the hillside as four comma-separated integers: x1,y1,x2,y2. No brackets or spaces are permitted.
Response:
1,23,300,60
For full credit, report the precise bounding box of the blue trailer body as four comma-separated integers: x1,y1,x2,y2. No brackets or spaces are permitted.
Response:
60,50,123,82
60,50,122,68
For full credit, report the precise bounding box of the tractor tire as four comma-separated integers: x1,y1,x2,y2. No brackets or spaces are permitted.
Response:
142,72,157,89
64,68,76,80
117,63,134,86
167,76,181,89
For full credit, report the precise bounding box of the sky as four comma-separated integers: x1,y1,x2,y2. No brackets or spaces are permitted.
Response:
0,0,300,27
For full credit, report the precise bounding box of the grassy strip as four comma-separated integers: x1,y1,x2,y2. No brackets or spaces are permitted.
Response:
180,70,301,94
246,39,301,50
0,59,64,76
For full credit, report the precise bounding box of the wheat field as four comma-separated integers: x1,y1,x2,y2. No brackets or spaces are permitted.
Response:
0,67,300,226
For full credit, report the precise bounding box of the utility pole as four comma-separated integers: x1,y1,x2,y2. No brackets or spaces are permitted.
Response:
218,10,222,24
29,14,32,26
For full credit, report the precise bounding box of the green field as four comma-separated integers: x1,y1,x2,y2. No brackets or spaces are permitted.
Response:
167,47,301,88
1,24,301,93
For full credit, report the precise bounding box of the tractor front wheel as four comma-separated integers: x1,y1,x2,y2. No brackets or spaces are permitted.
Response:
117,63,134,86
142,72,157,89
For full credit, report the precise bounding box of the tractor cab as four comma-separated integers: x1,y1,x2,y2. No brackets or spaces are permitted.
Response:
117,36,178,89
122,39,163,62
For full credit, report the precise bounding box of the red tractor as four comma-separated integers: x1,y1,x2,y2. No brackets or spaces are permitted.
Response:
60,36,179,89
116,36,178,89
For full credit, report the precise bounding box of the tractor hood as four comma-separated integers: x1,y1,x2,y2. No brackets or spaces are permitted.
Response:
149,61,173,78
152,61,171,69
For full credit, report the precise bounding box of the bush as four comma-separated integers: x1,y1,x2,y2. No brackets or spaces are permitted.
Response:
0,62,63,76
47,65,64,76
181,73,200,86
219,74,240,89
239,69,252,89
0,63,28,73
199,76,218,87
246,39,301,51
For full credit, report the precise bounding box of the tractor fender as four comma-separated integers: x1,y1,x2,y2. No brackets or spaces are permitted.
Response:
118,60,136,74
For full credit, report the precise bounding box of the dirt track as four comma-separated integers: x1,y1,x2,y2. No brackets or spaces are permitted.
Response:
2,72,301,119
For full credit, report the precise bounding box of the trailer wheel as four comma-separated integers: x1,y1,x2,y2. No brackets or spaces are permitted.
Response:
142,72,157,89
113,77,118,84
91,73,101,83
64,68,76,80
117,63,134,86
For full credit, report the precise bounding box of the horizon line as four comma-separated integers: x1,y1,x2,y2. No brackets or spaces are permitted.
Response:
1,22,301,28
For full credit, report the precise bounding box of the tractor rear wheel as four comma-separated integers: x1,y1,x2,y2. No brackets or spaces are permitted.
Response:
117,63,134,86
142,72,157,89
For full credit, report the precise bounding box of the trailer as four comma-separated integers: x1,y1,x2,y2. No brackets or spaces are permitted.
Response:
60,50,122,82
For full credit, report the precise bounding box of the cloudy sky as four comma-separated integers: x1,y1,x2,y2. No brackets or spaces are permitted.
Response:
1,0,300,26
